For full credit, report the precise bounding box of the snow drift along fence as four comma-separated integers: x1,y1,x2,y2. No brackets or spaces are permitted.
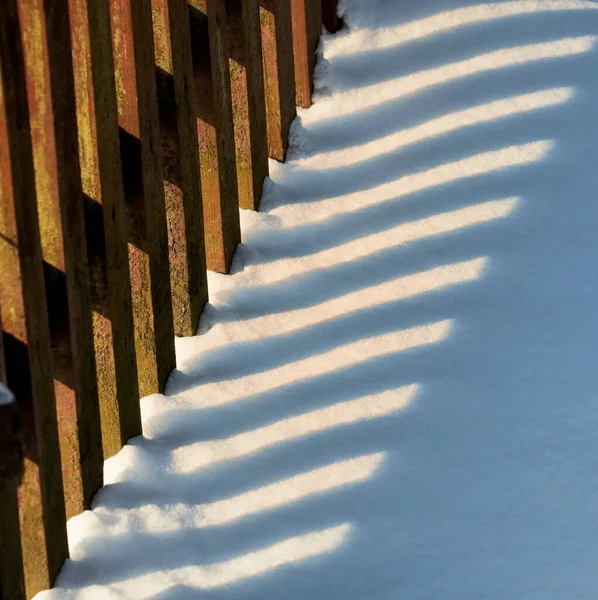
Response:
0,0,337,597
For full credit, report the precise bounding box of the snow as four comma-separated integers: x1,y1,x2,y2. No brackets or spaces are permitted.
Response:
38,0,598,598
0,382,14,406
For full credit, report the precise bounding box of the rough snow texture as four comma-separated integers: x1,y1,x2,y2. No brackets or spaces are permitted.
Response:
39,1,598,598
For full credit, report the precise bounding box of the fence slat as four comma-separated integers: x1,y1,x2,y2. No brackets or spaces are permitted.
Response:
69,0,141,457
291,0,321,108
259,0,296,161
226,0,269,210
110,0,176,396
321,0,338,32
189,0,241,274
152,0,209,337
16,0,104,520
0,2,69,595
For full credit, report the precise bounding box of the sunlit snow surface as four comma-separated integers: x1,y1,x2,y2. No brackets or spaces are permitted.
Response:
39,0,598,598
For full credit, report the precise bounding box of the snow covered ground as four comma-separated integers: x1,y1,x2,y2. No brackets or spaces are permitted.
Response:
39,1,598,598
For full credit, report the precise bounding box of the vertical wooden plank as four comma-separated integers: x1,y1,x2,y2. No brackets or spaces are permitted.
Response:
69,0,141,457
291,0,321,108
321,0,338,33
0,314,26,600
226,0,269,211
189,0,241,274
259,0,296,161
17,0,103,520
110,0,176,396
0,1,69,595
152,0,209,337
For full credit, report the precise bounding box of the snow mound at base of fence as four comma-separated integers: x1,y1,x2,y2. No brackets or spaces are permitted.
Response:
38,1,598,598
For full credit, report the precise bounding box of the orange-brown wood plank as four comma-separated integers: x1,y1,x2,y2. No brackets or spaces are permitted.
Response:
152,0,209,337
189,0,241,273
259,0,296,161
291,0,321,108
69,0,141,458
110,0,176,396
321,0,338,32
226,0,269,210
17,0,103,521
0,2,69,595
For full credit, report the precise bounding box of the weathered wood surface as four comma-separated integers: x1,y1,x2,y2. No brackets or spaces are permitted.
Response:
226,0,269,211
69,0,141,459
110,0,176,396
291,0,321,108
0,1,69,595
259,0,296,161
17,0,104,522
152,0,209,337
190,0,241,274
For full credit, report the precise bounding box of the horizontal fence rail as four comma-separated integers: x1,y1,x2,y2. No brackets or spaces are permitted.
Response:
0,0,339,598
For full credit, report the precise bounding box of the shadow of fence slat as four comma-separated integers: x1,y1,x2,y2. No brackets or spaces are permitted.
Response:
0,0,338,598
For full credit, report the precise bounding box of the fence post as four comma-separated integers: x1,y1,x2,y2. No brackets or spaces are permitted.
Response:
259,0,296,161
109,0,176,396
0,1,69,594
291,0,321,108
226,0,269,211
15,0,104,520
189,0,241,274
69,0,142,458
152,0,209,337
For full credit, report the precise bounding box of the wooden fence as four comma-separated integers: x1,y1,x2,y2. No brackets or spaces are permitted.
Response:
0,0,337,597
